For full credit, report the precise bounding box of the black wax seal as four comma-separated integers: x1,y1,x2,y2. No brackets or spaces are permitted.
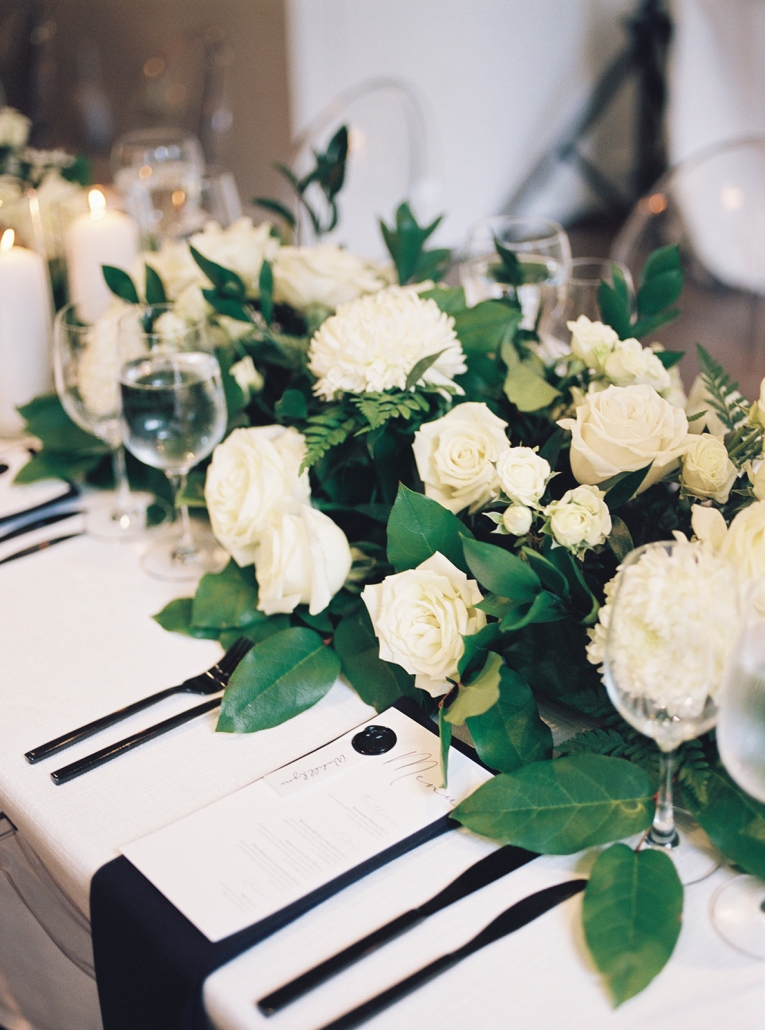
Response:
352,725,397,755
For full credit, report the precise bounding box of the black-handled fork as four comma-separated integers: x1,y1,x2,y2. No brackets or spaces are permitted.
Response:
26,636,253,764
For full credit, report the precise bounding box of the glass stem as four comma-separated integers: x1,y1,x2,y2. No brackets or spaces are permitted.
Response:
112,445,133,517
648,748,680,849
168,472,195,561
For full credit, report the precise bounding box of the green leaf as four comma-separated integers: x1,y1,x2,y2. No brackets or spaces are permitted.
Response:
603,463,653,509
453,754,654,853
520,548,569,598
655,349,684,369
630,308,681,340
466,664,552,772
252,196,296,228
637,269,684,318
379,202,443,285
453,301,522,354
17,394,105,453
503,359,560,412
203,288,253,323
144,263,167,305
387,484,474,574
217,628,340,732
419,286,467,315
462,536,540,602
643,244,681,279
493,238,524,286
152,598,220,639
538,427,565,469
583,843,682,1006
499,590,564,631
544,546,599,623
682,766,765,880
439,706,452,788
458,622,502,680
190,244,246,296
445,651,503,725
597,281,632,340
102,265,139,304
275,389,308,422
607,515,634,561
611,264,631,311
259,259,274,325
191,561,260,630
405,350,445,391
333,608,420,712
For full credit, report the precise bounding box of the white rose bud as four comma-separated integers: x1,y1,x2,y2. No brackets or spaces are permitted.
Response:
681,435,737,504
361,552,486,697
229,355,264,398
545,484,612,553
567,316,619,372
413,402,510,514
204,425,310,567
495,446,550,508
603,338,671,393
502,504,533,536
0,107,31,149
273,244,386,310
255,505,352,616
558,384,689,493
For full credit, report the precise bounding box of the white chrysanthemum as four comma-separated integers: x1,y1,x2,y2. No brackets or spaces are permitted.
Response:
307,286,466,400
595,539,739,721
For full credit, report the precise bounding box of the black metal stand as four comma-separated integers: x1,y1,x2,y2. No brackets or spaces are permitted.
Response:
506,0,673,218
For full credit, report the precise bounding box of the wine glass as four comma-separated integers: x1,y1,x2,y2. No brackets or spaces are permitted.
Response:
712,617,765,958
53,304,153,541
118,305,228,581
111,127,206,246
537,257,634,361
459,216,571,334
603,539,736,883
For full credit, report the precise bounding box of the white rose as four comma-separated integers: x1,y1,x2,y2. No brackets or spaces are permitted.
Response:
0,107,31,149
142,239,205,300
544,484,611,552
204,426,311,566
750,460,765,501
721,500,765,580
413,402,510,514
603,338,671,393
229,355,264,397
502,504,533,536
755,378,765,429
173,284,208,323
255,505,352,616
361,552,486,697
680,434,737,503
558,384,689,492
77,302,126,420
495,446,550,508
273,245,386,311
190,218,279,297
685,374,729,438
567,316,619,371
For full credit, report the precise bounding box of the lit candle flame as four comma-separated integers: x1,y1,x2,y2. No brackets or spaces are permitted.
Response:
0,228,14,252
88,188,107,219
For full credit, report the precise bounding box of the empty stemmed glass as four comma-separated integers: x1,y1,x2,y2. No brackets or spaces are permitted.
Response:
118,305,228,580
53,303,150,540
712,617,765,958
603,539,739,883
460,215,571,332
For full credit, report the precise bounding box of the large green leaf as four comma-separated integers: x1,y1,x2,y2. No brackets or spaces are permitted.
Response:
152,598,220,640
418,286,467,315
583,844,683,1006
597,281,632,340
445,651,503,725
453,301,521,354
379,202,442,285
17,394,107,455
453,754,654,853
465,664,552,772
144,263,167,305
461,536,540,602
102,265,139,304
603,463,653,509
191,560,260,630
683,766,765,880
499,590,565,632
387,484,473,573
190,244,247,296
502,344,560,412
217,627,340,732
333,608,419,712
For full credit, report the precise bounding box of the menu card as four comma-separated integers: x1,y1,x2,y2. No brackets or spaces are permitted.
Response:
122,706,491,942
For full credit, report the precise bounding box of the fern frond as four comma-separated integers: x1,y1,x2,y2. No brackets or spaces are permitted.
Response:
301,407,358,469
352,390,430,434
697,344,750,432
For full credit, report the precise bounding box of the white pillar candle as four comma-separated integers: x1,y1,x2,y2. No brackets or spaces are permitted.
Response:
0,229,53,436
65,188,139,324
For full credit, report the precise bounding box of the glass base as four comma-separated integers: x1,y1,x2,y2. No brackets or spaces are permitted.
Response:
712,875,765,959
140,524,228,581
85,492,169,542
640,808,723,886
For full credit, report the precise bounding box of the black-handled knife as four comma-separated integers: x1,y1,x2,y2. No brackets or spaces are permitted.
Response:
50,698,221,784
314,879,587,1030
0,482,79,527
0,508,82,546
0,532,83,567
258,844,537,1016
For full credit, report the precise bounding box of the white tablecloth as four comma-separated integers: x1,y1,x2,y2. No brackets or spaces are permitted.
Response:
0,447,763,1030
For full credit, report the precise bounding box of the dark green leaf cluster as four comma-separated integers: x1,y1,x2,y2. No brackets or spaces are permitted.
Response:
598,245,683,340
379,202,450,285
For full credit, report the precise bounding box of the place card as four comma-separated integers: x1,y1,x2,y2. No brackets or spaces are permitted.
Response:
122,706,491,942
